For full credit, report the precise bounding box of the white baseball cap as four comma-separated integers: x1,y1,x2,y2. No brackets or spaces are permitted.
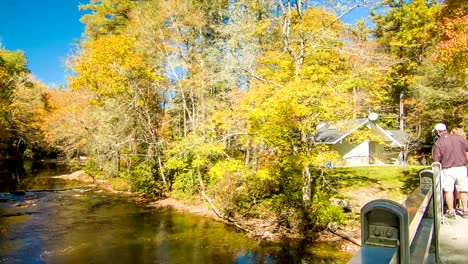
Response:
433,123,447,132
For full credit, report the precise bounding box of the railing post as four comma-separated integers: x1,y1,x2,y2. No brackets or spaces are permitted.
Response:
353,199,409,263
431,162,442,263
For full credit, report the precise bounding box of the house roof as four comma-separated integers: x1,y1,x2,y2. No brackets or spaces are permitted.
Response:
315,118,369,144
385,130,409,146
314,118,407,147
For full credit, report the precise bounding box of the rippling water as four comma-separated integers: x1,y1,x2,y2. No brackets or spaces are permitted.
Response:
0,161,351,263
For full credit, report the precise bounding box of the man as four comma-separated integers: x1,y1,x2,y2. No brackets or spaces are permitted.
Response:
432,123,468,219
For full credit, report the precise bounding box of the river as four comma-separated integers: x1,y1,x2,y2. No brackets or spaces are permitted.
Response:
0,161,351,263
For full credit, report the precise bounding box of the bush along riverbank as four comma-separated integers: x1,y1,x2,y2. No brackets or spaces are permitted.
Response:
59,165,424,253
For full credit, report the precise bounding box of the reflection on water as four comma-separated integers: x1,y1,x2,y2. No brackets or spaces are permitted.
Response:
0,160,77,192
0,163,351,263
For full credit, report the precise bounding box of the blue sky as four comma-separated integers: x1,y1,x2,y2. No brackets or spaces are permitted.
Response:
0,0,372,89
0,0,85,88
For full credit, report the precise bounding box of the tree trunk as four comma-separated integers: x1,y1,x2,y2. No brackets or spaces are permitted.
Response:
196,168,247,231
197,168,223,218
302,166,313,206
399,92,404,131
353,87,357,119
158,156,168,191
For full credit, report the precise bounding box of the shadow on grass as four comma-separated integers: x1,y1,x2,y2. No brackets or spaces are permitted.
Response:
399,167,431,195
324,167,379,190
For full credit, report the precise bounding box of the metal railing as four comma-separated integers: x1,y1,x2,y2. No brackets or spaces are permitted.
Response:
348,162,443,264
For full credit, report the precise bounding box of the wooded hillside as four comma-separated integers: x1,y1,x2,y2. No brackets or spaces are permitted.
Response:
1,0,466,237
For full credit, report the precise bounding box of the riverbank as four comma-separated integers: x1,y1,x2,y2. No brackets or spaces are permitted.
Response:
55,170,362,254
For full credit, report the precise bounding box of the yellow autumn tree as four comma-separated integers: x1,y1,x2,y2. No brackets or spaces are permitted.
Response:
39,88,97,159
69,34,161,97
67,33,166,180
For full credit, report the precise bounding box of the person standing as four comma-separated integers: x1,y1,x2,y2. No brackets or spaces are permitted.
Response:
432,123,468,219
450,127,468,209
398,150,405,165
451,127,468,163
451,127,467,138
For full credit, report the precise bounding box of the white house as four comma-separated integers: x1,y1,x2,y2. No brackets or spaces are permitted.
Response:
314,117,410,166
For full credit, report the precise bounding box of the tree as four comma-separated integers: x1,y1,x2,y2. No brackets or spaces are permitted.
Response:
68,31,165,180
412,61,468,137
0,47,31,158
40,88,97,160
408,0,468,137
10,78,52,158
339,20,393,119
372,0,440,130
79,0,134,39
432,0,468,72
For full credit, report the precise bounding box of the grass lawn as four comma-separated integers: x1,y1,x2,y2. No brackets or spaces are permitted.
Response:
326,165,430,204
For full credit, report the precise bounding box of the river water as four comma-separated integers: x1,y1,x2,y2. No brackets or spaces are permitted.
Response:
0,161,351,263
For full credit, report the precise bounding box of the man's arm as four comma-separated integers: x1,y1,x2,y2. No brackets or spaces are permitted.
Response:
465,140,468,164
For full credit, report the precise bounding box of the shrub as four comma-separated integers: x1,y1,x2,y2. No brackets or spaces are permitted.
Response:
123,160,161,197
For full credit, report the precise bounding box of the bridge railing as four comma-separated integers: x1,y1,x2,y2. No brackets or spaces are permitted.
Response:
348,162,443,264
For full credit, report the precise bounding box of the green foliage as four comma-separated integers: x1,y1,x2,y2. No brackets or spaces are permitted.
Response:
372,0,441,128
241,185,344,233
164,133,226,195
22,148,34,160
373,0,440,60
84,157,103,178
110,177,129,191
206,159,251,213
409,60,468,136
0,49,28,76
123,160,161,197
309,194,345,231
68,158,82,172
79,0,134,39
207,159,246,185
0,48,29,136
